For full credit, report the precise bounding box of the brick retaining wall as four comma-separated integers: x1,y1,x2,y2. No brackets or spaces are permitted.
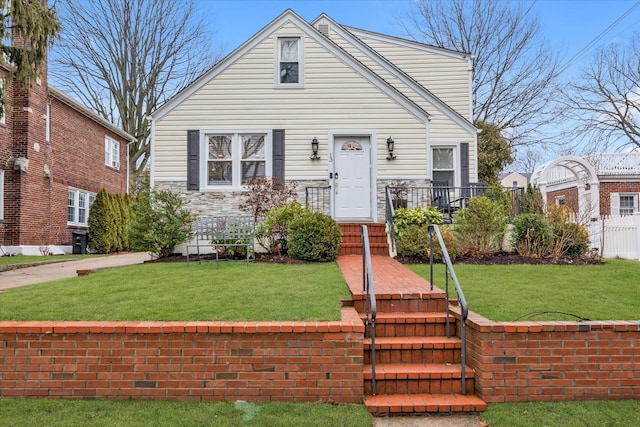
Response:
0,308,364,402
464,310,640,403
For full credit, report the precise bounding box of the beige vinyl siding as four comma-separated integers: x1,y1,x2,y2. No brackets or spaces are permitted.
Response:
327,29,471,144
154,22,429,181
351,33,471,122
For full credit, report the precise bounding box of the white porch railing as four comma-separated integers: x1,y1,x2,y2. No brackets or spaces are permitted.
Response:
588,213,640,260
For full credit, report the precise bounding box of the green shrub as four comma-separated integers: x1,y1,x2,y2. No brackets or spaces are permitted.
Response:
396,224,429,259
393,207,442,260
394,207,441,235
255,201,306,253
397,224,458,262
454,196,508,256
511,213,554,258
553,222,590,257
128,189,194,258
288,211,341,262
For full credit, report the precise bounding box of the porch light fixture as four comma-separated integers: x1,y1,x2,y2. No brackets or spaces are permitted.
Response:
386,137,396,160
310,137,320,160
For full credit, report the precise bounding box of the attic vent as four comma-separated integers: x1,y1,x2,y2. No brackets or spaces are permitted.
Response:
318,23,329,37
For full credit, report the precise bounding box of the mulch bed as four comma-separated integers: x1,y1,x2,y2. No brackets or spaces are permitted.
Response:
396,251,604,266
147,252,603,266
145,252,313,265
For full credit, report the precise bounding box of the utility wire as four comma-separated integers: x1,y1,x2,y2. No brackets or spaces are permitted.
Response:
556,0,640,75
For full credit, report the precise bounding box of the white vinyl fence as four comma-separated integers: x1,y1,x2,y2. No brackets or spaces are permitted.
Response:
588,213,640,260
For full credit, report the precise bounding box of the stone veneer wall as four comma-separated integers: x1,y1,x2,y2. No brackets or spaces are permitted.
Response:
156,179,432,222
0,308,364,402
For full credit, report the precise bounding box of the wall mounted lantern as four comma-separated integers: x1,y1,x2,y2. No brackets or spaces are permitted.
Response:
386,137,396,160
310,137,320,160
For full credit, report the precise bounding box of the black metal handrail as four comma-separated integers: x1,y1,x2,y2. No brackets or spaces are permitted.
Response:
361,225,377,396
428,224,469,395
305,186,331,215
384,186,396,253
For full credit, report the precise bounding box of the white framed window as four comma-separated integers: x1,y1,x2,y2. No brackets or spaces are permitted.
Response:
619,194,638,215
68,188,96,226
610,192,639,216
0,170,4,220
432,147,456,186
276,36,303,87
555,196,566,206
105,136,120,169
202,132,271,189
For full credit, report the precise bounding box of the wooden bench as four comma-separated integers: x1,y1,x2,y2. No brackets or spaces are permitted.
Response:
186,216,255,265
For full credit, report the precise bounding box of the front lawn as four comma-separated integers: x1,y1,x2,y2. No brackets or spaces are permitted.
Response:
482,400,640,427
0,400,372,427
0,263,349,321
408,259,640,321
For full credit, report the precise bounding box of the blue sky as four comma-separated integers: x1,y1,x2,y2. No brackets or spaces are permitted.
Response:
198,0,640,78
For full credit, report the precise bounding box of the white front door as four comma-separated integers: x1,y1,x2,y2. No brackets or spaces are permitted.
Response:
333,136,372,221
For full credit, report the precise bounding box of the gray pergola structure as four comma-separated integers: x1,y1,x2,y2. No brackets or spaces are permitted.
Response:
531,155,600,220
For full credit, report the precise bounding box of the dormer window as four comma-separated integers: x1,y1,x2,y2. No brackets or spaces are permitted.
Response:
276,36,303,87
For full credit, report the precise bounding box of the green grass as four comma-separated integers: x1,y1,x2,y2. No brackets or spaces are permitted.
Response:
408,259,640,321
0,254,100,267
0,263,350,321
482,400,640,427
0,400,372,427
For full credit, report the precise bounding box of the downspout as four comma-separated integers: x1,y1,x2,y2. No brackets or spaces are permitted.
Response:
149,115,155,190
126,138,136,195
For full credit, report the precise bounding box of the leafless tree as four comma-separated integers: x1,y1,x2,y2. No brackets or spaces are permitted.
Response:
403,0,560,147
50,0,218,184
560,34,640,152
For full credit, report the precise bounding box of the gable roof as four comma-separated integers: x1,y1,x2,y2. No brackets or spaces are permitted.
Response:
314,16,476,136
49,86,136,142
152,9,431,123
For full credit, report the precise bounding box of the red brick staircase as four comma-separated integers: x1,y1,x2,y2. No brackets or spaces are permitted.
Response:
355,292,486,415
337,224,486,416
339,223,389,256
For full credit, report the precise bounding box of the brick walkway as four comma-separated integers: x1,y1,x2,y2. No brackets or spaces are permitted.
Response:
336,255,446,299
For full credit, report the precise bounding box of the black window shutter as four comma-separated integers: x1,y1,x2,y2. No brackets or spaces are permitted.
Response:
460,142,469,187
187,130,200,190
272,129,285,185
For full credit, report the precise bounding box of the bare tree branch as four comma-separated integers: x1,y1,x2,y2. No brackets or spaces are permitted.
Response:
403,0,560,147
559,34,640,152
50,0,219,184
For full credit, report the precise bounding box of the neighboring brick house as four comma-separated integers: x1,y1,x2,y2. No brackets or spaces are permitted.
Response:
0,55,134,255
531,153,640,219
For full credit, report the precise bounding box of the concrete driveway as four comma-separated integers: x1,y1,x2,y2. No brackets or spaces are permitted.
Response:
0,252,150,291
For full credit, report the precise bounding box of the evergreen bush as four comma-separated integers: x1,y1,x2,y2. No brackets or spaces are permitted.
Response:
454,196,508,256
88,188,117,254
288,211,341,262
128,189,194,258
511,213,554,257
255,201,306,253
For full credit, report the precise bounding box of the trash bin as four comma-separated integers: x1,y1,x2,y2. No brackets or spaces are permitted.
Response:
72,231,88,255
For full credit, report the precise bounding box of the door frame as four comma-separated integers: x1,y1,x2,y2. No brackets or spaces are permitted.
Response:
328,131,377,222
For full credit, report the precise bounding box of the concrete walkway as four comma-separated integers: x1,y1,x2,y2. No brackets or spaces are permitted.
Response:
0,252,150,291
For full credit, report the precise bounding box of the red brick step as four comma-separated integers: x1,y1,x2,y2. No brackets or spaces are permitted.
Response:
364,393,487,414
339,223,389,256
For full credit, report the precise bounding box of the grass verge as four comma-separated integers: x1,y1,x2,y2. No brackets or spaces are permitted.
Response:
408,259,640,321
0,263,350,321
0,400,372,427
482,400,640,427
